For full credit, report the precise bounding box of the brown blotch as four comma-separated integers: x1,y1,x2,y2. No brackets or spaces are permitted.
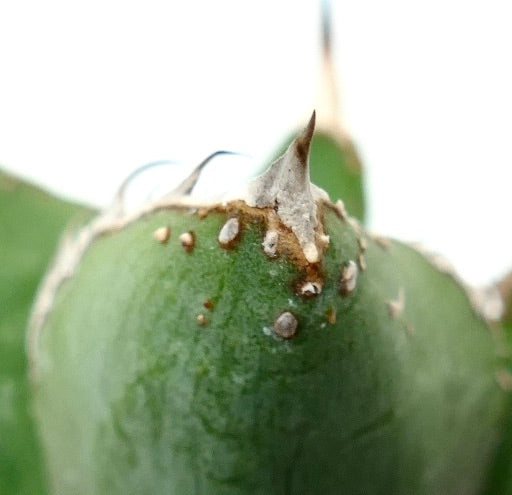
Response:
203,299,214,311
273,312,299,339
327,307,336,325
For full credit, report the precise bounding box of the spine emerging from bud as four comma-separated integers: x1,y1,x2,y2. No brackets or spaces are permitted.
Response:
29,119,508,495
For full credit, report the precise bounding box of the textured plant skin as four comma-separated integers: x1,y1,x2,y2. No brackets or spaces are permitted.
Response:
0,170,95,495
30,142,507,494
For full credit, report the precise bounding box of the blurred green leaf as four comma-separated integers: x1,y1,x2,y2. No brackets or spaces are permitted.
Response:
0,169,96,494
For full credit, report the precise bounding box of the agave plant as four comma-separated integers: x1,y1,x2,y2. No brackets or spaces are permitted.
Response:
1,108,511,494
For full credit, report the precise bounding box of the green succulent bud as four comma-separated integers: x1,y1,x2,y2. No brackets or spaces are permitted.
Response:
0,170,95,495
29,116,507,494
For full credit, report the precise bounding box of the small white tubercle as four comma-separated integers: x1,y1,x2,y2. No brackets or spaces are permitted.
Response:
218,217,240,246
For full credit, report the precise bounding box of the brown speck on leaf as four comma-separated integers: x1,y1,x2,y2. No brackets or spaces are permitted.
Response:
153,226,171,244
203,299,214,311
219,217,240,248
339,260,358,296
327,307,336,324
197,208,209,219
179,231,195,253
495,368,512,392
273,311,298,339
358,252,367,272
197,314,207,326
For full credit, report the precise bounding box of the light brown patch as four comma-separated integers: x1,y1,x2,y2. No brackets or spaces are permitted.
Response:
153,226,170,244
197,314,207,326
179,231,195,253
197,208,209,219
327,307,336,324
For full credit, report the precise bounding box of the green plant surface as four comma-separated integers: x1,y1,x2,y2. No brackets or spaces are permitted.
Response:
32,204,506,494
0,170,95,495
270,130,366,222
482,272,512,495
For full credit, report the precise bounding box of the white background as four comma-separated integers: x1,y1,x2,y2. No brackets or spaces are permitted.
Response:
0,1,511,287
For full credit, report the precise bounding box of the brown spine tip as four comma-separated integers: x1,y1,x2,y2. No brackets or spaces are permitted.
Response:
153,226,171,244
295,110,316,165
273,311,299,339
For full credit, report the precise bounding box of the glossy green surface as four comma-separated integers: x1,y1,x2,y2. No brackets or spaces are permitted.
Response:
33,206,505,494
0,170,95,494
